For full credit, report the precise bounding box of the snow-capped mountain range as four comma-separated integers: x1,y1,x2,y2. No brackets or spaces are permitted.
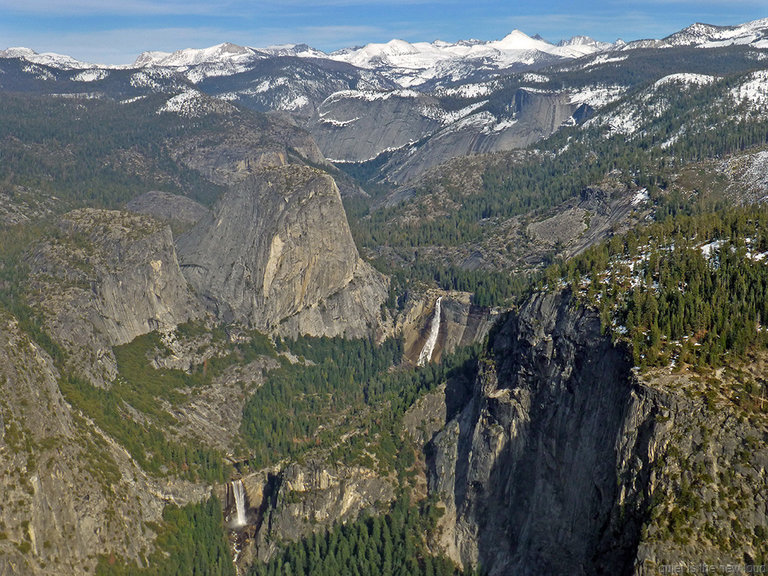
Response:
3,18,767,86
0,29,614,89
1,18,767,185
318,31,612,87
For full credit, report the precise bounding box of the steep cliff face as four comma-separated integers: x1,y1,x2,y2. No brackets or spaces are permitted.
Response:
0,308,209,576
177,165,388,338
27,209,204,385
383,89,584,184
510,88,586,141
222,460,395,570
427,291,768,574
312,88,585,184
308,91,443,164
398,291,498,365
428,291,652,574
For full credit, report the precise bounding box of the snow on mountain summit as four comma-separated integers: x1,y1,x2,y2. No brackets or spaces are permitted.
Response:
133,42,268,83
261,43,327,58
490,30,554,52
485,31,609,58
326,30,610,86
1,47,38,59
334,38,427,68
134,42,261,68
557,36,615,56
664,18,768,48
559,35,598,47
133,51,172,67
0,47,96,69
3,17,766,92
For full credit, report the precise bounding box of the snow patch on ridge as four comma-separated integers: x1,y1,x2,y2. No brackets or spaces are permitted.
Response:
654,73,716,87
483,117,519,134
327,140,419,164
741,151,768,194
438,83,493,98
130,68,179,91
520,73,550,83
585,105,639,137
449,111,497,131
318,116,360,127
157,90,225,117
73,69,110,82
282,95,310,111
569,85,627,108
21,64,56,81
420,100,489,125
731,70,768,108
323,89,422,105
583,54,629,68
253,77,290,93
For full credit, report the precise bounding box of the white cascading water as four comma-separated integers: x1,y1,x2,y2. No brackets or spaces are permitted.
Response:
418,296,442,366
232,479,247,528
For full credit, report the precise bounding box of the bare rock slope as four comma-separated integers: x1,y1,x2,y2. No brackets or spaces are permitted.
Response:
0,309,209,576
178,165,389,338
27,209,204,385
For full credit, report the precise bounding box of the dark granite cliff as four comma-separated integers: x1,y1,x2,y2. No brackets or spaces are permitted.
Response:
426,291,767,574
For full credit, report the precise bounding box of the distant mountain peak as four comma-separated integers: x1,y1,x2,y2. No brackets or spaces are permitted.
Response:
134,42,260,68
664,17,768,47
0,46,95,69
493,29,551,50
0,46,37,58
133,50,171,67
2,17,764,93
558,35,597,47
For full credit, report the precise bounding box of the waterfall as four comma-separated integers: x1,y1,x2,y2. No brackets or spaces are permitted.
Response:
232,479,247,528
418,296,442,367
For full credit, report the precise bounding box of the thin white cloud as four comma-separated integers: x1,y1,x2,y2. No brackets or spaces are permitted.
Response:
275,0,474,5
260,25,389,47
0,0,231,15
0,0,471,16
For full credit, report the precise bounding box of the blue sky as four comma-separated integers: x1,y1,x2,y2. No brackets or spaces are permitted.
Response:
1,0,766,65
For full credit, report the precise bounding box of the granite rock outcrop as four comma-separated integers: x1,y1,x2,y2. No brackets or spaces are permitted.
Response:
177,165,389,339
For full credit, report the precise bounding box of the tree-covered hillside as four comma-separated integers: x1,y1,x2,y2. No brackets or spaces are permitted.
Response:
344,65,768,308
550,205,768,369
0,93,223,208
